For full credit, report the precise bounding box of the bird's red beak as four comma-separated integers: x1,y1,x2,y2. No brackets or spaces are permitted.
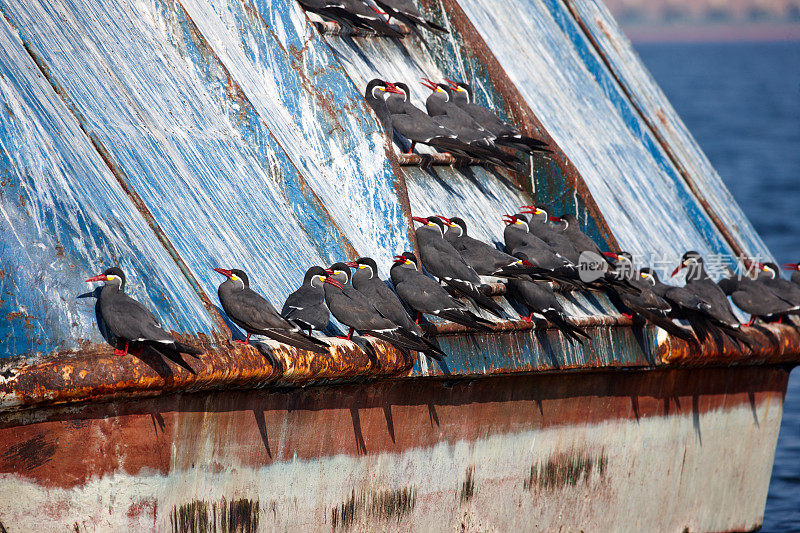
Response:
420,78,438,91
85,274,107,283
393,255,405,263
501,214,516,225
384,83,403,94
324,268,334,275
213,268,233,278
602,252,619,260
444,78,460,90
782,263,799,270
345,261,359,268
411,216,428,224
324,276,344,289
435,215,451,224
671,263,684,278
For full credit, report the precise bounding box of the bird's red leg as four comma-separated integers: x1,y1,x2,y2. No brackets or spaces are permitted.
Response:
130,343,144,356
234,333,250,344
415,312,421,325
337,328,355,340
779,316,784,324
406,141,416,154
747,316,756,326
114,341,129,356
622,312,634,320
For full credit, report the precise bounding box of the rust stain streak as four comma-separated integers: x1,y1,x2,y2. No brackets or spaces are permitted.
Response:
0,333,415,413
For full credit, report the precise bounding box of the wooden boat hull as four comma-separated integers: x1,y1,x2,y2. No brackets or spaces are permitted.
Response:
0,365,786,532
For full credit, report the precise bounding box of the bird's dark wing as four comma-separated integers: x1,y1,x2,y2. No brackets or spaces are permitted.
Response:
663,286,709,312
688,279,740,325
461,102,514,136
360,279,418,332
378,0,423,18
391,113,456,143
395,274,465,315
282,285,323,315
228,288,291,331
327,287,398,332
101,295,174,344
282,287,330,331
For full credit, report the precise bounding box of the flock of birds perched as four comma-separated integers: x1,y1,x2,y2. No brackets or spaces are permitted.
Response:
84,205,800,363
365,78,550,168
80,0,800,363
300,0,551,166
298,0,448,39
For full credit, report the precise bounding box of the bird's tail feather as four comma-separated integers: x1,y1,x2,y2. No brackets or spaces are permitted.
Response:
259,329,329,354
424,19,448,33
443,279,504,318
543,310,590,344
171,341,203,356
438,309,494,332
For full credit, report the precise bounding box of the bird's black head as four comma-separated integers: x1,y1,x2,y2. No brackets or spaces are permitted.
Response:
456,81,473,101
393,82,410,101
617,251,633,263
328,262,351,285
760,262,780,279
392,252,418,270
672,251,703,278
355,257,378,277
521,204,549,223
559,213,579,228
682,251,703,264
303,266,328,287
366,78,387,97
366,79,402,100
502,213,529,231
411,215,445,236
85,266,126,290
443,79,470,104
448,216,467,237
425,216,446,236
213,267,249,288
638,267,658,286
420,78,449,101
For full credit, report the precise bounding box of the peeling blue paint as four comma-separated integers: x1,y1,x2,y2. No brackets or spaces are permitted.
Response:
0,0,771,364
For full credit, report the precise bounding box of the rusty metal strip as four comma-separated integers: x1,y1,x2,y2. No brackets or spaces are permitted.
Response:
559,0,747,260
0,334,414,413
431,0,621,252
657,322,800,366
397,153,484,166
3,317,798,414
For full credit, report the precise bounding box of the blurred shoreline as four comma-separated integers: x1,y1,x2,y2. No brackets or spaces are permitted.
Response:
621,22,800,42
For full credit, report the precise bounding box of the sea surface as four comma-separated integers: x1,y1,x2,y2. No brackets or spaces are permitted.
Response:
635,41,800,531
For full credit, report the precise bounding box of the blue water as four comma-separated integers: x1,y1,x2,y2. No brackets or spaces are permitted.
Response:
636,41,800,531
